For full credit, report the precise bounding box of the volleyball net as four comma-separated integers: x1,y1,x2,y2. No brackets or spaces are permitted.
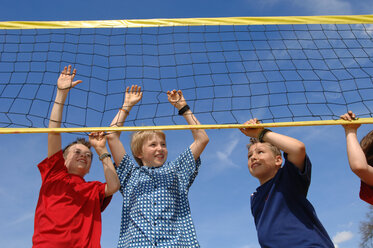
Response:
0,15,373,133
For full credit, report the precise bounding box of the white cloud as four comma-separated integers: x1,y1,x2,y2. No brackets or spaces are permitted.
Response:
214,132,241,169
333,231,354,247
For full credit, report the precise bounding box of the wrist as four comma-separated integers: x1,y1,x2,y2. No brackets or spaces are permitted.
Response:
178,105,190,115
99,153,111,161
258,128,272,142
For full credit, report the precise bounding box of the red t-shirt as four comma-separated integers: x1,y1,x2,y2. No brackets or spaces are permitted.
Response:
32,150,112,248
360,180,373,205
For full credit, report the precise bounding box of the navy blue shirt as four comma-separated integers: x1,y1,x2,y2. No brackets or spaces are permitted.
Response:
251,153,334,248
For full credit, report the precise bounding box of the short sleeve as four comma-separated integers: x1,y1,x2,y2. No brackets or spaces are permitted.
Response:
360,181,373,205
282,153,312,196
96,182,113,212
116,154,137,191
173,147,201,189
37,150,66,182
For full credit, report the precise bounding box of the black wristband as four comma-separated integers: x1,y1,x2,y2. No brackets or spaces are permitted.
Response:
178,105,190,115
258,128,272,142
99,153,111,161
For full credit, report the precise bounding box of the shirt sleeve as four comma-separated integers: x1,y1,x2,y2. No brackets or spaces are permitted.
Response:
116,154,137,193
97,182,113,212
172,147,201,189
37,150,66,182
282,153,312,196
360,180,373,205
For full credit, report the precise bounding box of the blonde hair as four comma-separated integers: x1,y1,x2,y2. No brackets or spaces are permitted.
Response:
130,130,166,166
247,138,282,157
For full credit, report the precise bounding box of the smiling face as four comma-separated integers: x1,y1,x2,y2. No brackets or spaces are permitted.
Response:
64,143,92,177
137,133,168,168
248,142,283,185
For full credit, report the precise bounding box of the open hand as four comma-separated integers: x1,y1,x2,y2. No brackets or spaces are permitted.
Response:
123,85,143,109
57,65,82,90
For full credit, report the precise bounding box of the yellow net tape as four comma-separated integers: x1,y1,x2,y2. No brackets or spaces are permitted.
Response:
0,118,372,134
0,15,373,29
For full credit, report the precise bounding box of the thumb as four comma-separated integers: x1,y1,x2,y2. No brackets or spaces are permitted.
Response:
71,80,83,87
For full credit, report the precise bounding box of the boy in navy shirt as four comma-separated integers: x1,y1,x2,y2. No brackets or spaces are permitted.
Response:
240,118,334,248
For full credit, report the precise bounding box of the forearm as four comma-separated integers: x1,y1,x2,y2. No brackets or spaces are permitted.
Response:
102,158,120,196
96,148,120,196
107,108,130,164
183,110,209,159
345,130,370,173
49,90,68,128
48,90,68,157
263,131,306,168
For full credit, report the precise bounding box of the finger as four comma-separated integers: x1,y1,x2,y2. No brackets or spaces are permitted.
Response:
137,86,142,94
61,66,67,74
67,65,72,74
71,68,77,79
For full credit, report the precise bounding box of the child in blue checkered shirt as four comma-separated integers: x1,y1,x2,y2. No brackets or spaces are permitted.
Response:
107,85,209,247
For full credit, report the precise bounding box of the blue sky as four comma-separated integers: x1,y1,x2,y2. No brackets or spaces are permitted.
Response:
0,0,373,248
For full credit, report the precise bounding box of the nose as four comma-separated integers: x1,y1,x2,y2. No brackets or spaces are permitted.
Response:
250,153,257,161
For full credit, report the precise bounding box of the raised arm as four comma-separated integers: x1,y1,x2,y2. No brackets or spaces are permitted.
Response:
340,111,373,186
89,132,120,197
106,85,143,165
167,90,209,160
48,65,82,158
240,118,306,171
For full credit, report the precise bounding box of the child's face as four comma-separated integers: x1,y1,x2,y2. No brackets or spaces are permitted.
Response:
138,134,168,167
247,142,282,185
64,143,92,177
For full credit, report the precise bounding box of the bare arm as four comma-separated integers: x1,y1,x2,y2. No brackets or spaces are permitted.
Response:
167,90,209,160
48,65,82,158
341,111,373,186
106,85,143,165
89,132,120,197
240,118,306,171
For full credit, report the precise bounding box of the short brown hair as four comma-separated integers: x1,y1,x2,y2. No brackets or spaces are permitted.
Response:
130,130,166,166
247,138,282,157
360,130,373,166
63,138,92,159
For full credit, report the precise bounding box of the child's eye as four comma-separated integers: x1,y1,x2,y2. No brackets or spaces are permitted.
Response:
86,153,92,158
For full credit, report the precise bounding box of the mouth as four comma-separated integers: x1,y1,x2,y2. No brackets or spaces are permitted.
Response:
251,163,260,169
77,159,87,164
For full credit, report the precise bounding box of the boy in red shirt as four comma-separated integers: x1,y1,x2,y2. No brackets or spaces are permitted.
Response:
340,111,373,205
32,65,120,248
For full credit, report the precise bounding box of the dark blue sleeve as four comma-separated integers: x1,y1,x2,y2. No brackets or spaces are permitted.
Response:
282,153,312,196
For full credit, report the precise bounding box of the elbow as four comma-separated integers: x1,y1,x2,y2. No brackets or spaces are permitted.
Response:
295,141,306,157
203,134,210,146
106,180,120,197
350,163,370,176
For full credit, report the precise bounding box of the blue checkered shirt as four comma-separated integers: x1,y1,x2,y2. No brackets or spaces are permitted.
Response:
116,147,201,248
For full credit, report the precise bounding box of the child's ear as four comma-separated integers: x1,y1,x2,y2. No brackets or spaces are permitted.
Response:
275,155,283,167
136,152,143,159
